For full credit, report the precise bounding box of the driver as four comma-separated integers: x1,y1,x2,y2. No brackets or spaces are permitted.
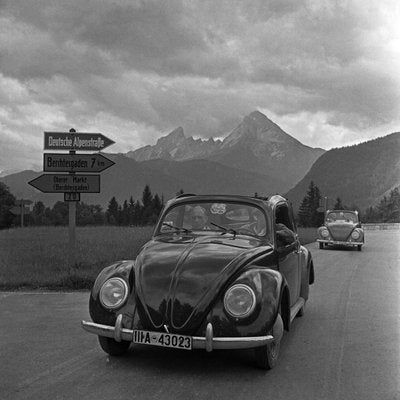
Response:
190,206,210,230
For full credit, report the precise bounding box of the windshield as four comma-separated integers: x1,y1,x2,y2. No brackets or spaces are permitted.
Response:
326,211,358,223
157,201,270,239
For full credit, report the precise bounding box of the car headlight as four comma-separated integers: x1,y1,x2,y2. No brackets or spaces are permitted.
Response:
321,227,330,238
351,230,360,240
223,284,256,318
100,277,128,309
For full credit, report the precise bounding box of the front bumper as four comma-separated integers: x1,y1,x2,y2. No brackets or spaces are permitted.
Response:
317,239,363,246
81,315,273,352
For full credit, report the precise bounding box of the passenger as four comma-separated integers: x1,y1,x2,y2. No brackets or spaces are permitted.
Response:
252,209,267,235
190,206,210,230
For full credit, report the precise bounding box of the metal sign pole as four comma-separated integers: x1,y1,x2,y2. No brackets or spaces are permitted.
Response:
68,128,76,267
69,200,76,266
20,201,24,227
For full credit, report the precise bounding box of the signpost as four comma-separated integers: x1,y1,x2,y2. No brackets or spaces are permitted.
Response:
29,128,115,266
43,153,114,173
28,174,100,193
44,132,115,151
11,199,32,227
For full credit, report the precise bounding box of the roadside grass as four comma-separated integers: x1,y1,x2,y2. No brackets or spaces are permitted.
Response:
0,226,317,290
0,226,153,290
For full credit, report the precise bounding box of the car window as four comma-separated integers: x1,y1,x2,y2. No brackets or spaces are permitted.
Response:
158,201,271,239
326,211,357,223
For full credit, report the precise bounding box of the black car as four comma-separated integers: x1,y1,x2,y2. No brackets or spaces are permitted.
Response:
82,194,315,369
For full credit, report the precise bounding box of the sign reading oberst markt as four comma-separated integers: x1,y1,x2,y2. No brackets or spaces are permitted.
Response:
28,174,101,193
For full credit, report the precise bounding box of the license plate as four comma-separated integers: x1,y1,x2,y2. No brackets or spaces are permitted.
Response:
133,329,192,350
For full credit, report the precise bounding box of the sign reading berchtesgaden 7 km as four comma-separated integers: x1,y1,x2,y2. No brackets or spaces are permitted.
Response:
44,131,115,151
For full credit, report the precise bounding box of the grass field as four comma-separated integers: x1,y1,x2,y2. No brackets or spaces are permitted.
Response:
0,226,317,290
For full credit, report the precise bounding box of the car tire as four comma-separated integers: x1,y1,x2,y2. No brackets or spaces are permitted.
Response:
319,242,324,249
357,245,362,251
98,336,130,356
254,313,283,370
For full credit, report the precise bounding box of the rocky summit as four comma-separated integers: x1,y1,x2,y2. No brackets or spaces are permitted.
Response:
126,111,325,192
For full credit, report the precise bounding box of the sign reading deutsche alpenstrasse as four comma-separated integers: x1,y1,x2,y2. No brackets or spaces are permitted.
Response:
43,153,115,173
28,174,100,193
44,132,115,151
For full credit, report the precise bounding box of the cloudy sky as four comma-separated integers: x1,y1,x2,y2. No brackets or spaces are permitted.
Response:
1,0,399,173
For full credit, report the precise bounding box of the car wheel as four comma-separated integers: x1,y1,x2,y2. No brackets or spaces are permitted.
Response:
357,245,362,251
254,313,283,370
98,336,130,356
319,242,324,249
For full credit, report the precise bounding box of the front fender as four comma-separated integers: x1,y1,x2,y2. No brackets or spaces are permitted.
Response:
299,246,314,302
89,260,135,326
208,268,284,337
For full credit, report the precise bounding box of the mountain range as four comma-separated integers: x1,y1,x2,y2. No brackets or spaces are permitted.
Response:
1,111,399,212
127,111,325,190
285,131,400,211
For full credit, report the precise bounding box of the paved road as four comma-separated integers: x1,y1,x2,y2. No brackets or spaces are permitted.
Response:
1,231,399,400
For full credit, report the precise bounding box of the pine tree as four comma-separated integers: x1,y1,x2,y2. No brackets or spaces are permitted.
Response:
121,200,130,225
142,185,153,209
333,197,344,210
31,201,46,225
0,182,16,229
141,185,154,225
106,196,119,225
297,181,324,227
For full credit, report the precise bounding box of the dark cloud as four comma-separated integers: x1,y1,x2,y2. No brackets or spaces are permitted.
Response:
0,0,399,172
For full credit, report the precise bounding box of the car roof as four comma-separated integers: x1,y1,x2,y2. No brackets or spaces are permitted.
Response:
165,193,288,210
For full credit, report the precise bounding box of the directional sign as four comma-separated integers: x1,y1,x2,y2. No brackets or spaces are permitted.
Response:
44,132,115,151
28,174,100,193
10,206,30,215
43,153,115,173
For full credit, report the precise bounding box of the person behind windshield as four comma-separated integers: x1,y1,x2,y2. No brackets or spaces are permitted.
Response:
190,206,210,230
251,209,267,235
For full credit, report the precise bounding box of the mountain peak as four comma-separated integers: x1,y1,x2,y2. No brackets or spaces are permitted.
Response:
157,127,185,146
247,110,275,126
222,110,281,147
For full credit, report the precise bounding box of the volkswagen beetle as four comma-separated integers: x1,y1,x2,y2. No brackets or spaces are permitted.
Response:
81,194,315,369
317,209,364,251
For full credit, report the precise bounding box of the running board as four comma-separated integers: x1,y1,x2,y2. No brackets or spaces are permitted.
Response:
289,297,305,322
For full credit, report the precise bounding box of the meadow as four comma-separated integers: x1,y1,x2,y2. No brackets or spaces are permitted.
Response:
0,226,317,290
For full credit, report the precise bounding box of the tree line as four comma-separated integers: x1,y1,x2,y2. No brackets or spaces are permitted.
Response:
0,183,166,229
296,181,400,227
0,181,399,230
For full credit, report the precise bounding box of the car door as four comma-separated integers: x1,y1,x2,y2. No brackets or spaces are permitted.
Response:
275,203,301,306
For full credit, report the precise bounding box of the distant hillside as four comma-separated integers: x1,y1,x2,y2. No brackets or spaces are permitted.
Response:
0,154,281,208
285,132,400,211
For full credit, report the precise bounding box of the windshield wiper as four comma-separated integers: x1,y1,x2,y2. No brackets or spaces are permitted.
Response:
162,222,191,233
210,222,237,238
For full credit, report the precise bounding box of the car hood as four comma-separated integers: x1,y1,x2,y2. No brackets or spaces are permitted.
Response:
327,222,356,241
133,234,271,333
